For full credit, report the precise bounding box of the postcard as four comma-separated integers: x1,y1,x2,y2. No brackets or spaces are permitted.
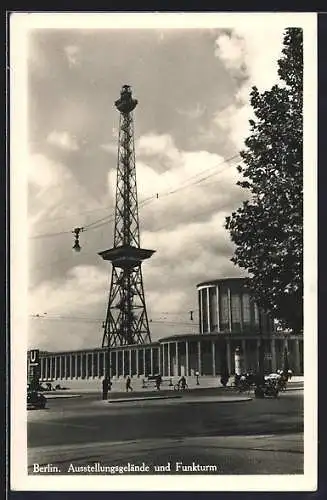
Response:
9,11,317,492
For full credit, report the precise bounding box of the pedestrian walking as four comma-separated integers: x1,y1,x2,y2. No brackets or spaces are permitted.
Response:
126,376,133,392
156,374,162,391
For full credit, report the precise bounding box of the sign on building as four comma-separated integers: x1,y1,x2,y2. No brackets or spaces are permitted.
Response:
29,349,40,366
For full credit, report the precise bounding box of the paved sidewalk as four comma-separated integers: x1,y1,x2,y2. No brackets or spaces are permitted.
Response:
99,394,253,405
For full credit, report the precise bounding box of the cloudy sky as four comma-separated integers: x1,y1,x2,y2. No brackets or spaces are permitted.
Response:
18,15,294,351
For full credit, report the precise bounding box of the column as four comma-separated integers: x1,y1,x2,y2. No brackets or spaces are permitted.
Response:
143,348,146,375
64,355,67,379
70,355,72,379
150,348,154,375
234,347,242,376
226,340,232,373
53,356,58,380
75,354,78,379
242,339,247,372
162,345,165,377
207,288,210,333
185,341,189,376
122,350,125,377
136,348,139,376
271,338,277,372
216,284,220,332
197,341,201,375
227,287,232,332
129,349,132,376
158,346,161,375
175,342,179,376
109,351,112,379
97,352,100,378
86,352,89,379
116,351,118,378
212,341,216,376
199,290,203,334
168,343,171,377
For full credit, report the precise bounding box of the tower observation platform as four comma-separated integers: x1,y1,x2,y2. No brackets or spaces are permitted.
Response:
99,85,155,348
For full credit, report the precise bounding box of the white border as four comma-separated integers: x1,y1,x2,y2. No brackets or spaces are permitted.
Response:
10,12,317,492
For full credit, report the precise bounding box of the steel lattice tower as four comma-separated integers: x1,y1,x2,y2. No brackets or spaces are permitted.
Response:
99,85,155,348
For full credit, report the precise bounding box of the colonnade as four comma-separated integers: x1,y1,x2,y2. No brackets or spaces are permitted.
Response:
39,345,161,381
37,335,303,381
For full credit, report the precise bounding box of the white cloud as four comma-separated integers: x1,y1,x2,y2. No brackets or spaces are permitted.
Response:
214,33,247,75
177,103,206,120
100,143,117,154
47,130,79,151
28,153,105,232
64,45,80,67
134,133,242,206
28,265,107,350
214,27,284,149
29,265,106,315
137,133,179,163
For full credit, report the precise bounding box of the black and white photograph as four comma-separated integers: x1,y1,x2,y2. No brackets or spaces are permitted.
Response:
10,12,317,492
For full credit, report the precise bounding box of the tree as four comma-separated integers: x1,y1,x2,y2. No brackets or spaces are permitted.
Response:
225,28,303,333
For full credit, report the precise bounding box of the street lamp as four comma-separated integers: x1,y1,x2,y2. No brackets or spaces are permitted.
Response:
72,227,83,252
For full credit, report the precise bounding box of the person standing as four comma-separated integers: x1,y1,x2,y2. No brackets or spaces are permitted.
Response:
126,376,133,392
102,377,109,400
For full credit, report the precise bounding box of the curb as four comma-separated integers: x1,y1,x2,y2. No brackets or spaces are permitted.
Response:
107,395,182,403
104,395,253,404
183,397,253,404
45,394,81,399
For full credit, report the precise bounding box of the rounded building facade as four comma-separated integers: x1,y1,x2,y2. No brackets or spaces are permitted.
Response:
197,278,274,335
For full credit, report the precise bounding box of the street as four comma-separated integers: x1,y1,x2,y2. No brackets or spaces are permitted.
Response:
28,387,304,475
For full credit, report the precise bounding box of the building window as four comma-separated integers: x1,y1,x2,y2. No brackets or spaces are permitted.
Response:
202,289,208,333
242,293,251,323
209,287,218,332
231,293,241,332
220,290,229,331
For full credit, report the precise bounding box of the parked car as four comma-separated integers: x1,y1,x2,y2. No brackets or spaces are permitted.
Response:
27,390,47,410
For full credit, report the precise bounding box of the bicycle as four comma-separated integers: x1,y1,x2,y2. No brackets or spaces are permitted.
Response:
173,383,188,391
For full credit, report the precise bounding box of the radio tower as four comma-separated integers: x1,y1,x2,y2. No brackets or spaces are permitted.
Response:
99,85,155,348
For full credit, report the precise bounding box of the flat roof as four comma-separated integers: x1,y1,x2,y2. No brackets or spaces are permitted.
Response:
196,277,247,288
